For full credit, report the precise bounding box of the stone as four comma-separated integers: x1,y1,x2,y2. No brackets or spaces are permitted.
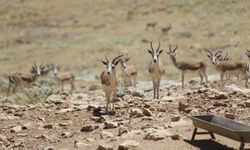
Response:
0,134,7,142
178,102,188,112
171,134,182,140
213,101,227,107
144,128,174,141
10,125,22,133
97,143,114,150
43,147,54,150
225,113,235,119
104,121,118,129
118,140,142,150
74,140,89,148
101,131,114,139
43,124,53,129
142,108,152,117
171,115,180,122
81,124,99,132
130,108,144,118
61,132,73,138
246,100,250,107
118,125,128,136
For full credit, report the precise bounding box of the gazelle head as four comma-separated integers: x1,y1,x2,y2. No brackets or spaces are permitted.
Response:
206,49,222,65
218,52,229,61
119,54,130,69
246,50,250,59
31,63,44,76
166,45,178,58
52,64,60,76
102,53,123,75
147,42,163,63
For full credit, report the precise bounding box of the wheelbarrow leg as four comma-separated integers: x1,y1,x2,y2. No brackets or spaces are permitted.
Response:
191,127,197,140
208,131,215,139
240,137,244,150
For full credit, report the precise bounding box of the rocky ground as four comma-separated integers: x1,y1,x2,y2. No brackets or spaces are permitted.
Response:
0,79,250,150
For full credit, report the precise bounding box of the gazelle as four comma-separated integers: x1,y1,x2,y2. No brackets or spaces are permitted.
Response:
147,42,165,100
166,45,208,88
207,50,248,87
119,54,137,87
101,54,123,113
7,63,44,96
41,64,54,76
52,64,76,92
246,50,250,59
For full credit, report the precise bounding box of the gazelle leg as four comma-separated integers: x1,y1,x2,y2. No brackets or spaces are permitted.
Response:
13,85,17,94
70,81,76,91
112,91,116,112
157,79,160,100
153,80,156,99
199,72,203,85
105,92,110,113
61,82,64,91
7,82,12,97
181,71,185,88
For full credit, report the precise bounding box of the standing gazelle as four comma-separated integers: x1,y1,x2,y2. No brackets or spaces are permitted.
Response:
52,64,76,92
207,50,248,87
7,63,44,96
147,42,165,100
101,54,123,113
166,45,208,88
119,54,137,87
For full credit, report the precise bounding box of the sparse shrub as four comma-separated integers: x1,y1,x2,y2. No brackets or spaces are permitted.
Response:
178,32,192,38
88,84,99,91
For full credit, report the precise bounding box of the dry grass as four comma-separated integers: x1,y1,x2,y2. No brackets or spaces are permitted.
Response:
0,0,250,83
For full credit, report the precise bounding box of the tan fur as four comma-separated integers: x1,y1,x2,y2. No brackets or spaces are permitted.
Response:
7,64,41,96
147,42,164,100
54,72,75,91
121,65,137,87
101,54,123,113
207,51,248,87
167,46,208,88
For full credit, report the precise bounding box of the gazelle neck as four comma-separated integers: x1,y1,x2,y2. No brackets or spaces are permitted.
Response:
170,55,178,67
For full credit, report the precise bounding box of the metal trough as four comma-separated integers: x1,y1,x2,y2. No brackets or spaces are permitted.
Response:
189,115,250,150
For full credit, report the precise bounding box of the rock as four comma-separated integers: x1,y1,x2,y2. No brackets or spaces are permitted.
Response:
224,84,250,94
246,100,250,107
74,140,89,148
122,95,132,102
81,124,99,132
130,108,144,118
213,101,227,107
169,118,192,128
144,128,174,141
22,123,31,130
125,87,145,98
43,124,53,129
59,122,71,127
104,121,118,129
118,140,142,150
0,115,19,121
55,108,74,114
10,125,22,133
142,108,152,116
178,102,188,112
97,143,114,150
36,134,50,140
171,115,180,122
225,113,235,119
46,95,65,104
0,134,7,142
43,147,54,150
61,132,73,138
171,134,182,140
101,131,114,139
118,125,128,136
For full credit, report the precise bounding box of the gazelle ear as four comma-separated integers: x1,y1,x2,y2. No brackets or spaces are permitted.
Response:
101,60,107,65
159,49,163,54
114,60,119,66
125,58,129,62
147,50,152,54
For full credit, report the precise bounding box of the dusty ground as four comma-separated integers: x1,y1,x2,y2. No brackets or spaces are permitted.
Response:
0,79,250,150
1,0,250,150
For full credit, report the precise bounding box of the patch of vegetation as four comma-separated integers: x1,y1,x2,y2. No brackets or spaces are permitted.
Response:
88,84,99,91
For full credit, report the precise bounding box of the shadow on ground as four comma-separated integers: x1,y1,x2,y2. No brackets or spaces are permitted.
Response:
184,139,235,150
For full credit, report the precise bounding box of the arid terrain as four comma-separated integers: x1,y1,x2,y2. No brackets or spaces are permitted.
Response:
0,0,250,150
